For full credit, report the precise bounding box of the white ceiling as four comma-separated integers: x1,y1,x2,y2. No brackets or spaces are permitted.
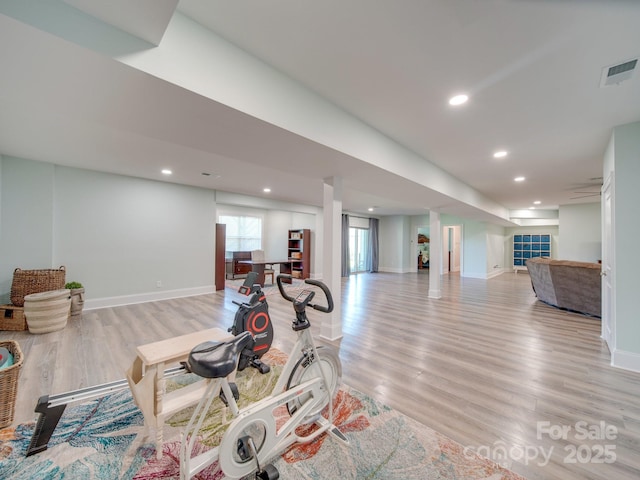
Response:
1,0,639,223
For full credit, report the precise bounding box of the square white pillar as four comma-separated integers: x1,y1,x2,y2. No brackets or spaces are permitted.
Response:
321,176,343,341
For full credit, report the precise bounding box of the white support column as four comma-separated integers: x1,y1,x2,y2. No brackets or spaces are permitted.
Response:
321,176,343,341
429,210,442,299
313,209,323,279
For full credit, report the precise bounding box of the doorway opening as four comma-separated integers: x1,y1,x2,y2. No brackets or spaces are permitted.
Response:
417,228,430,270
442,225,462,274
349,227,370,273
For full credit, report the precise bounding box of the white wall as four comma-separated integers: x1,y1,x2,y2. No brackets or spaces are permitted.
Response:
379,216,399,272
379,215,413,273
264,210,290,260
609,121,640,367
54,165,216,299
486,223,507,277
0,157,217,306
0,157,56,302
458,220,486,278
558,203,601,262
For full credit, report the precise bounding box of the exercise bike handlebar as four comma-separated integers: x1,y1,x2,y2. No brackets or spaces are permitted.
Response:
276,274,334,313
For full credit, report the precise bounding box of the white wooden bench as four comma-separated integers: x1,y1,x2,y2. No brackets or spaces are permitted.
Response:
126,327,232,458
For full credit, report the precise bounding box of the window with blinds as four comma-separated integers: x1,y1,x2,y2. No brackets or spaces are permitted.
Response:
219,215,262,251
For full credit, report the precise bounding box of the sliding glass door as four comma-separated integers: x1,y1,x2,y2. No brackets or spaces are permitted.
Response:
349,227,369,273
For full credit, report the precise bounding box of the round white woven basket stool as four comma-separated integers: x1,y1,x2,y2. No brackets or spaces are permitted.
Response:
24,289,71,334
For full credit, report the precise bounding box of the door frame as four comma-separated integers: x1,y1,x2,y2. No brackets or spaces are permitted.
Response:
348,226,370,273
442,224,463,275
416,226,430,270
601,173,615,352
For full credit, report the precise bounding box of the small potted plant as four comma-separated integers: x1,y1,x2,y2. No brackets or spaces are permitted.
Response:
65,281,85,316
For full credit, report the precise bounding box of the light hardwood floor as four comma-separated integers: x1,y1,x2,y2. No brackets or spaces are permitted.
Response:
4,271,640,480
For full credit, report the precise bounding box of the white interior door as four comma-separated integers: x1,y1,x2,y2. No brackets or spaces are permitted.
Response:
602,174,614,352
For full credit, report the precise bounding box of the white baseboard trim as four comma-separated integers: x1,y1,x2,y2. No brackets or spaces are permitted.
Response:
459,269,506,280
84,285,215,310
379,267,405,273
611,348,640,373
486,268,505,279
461,272,488,279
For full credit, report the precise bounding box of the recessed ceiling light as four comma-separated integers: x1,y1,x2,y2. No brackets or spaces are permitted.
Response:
514,176,525,182
493,150,508,158
533,200,541,205
368,207,374,212
448,94,469,106
161,169,172,175
529,206,535,210
263,188,271,193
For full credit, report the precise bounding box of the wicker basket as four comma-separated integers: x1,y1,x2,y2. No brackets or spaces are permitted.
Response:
0,340,24,428
10,266,66,307
0,305,27,331
24,289,71,334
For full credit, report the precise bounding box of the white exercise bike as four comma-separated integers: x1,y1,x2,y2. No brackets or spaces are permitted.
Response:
180,275,347,479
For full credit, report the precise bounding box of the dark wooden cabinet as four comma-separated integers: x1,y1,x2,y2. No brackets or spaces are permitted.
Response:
225,251,252,279
215,223,226,290
284,229,310,279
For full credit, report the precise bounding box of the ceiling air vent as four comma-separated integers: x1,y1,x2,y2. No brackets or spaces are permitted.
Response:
600,58,638,87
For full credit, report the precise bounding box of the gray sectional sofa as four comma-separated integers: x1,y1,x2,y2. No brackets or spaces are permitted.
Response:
526,257,601,317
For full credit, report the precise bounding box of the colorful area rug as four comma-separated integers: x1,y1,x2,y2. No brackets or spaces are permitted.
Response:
0,350,525,479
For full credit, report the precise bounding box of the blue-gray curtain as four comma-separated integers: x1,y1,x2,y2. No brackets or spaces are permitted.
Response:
368,217,379,273
341,214,350,277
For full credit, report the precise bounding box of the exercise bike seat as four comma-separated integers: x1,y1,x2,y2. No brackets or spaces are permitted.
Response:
186,331,254,379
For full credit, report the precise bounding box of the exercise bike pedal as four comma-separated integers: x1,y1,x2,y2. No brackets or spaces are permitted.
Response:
219,382,239,406
256,464,279,480
237,436,280,480
236,435,252,461
251,358,271,374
